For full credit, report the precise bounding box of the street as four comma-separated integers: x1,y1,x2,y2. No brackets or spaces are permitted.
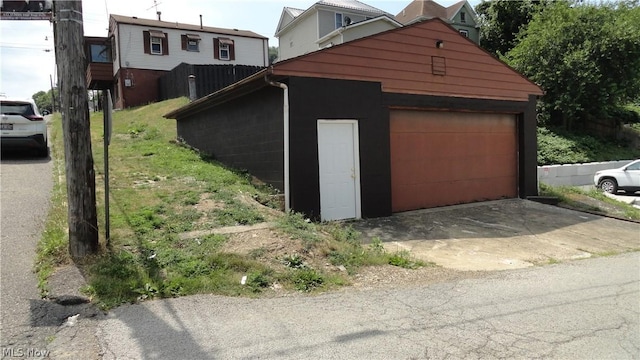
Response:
0,149,54,356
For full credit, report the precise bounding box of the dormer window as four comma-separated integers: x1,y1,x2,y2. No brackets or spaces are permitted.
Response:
151,36,162,54
214,37,235,61
460,12,466,23
220,43,230,60
335,13,343,29
181,34,201,52
143,30,168,55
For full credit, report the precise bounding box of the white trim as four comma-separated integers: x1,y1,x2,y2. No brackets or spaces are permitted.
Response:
317,119,362,221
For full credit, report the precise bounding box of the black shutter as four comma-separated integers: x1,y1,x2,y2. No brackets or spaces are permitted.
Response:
162,33,169,55
230,41,235,61
213,38,219,59
143,31,150,54
181,35,187,50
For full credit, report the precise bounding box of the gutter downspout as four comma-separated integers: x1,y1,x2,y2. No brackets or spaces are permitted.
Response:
265,73,290,212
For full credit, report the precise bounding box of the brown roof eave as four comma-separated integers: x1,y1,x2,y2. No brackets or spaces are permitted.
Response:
164,68,287,120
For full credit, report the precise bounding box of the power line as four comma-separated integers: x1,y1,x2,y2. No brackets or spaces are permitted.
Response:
0,45,53,51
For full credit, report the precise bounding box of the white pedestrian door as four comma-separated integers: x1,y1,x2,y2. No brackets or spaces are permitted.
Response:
317,120,361,221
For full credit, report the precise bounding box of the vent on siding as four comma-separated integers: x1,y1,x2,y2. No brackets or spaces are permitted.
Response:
432,56,446,76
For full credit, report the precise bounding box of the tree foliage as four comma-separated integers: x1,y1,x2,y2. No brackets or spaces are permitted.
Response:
32,88,58,113
268,46,278,64
505,0,640,131
475,0,550,56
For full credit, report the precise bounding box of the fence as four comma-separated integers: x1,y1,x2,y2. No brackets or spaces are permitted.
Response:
159,63,264,101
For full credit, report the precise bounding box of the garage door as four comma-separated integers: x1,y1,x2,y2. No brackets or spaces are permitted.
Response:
390,110,517,212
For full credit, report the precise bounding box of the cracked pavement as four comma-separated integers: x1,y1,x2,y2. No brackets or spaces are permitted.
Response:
97,253,639,359
1,150,102,359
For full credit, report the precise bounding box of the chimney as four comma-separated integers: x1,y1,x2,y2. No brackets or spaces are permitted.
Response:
200,14,203,29
157,11,161,21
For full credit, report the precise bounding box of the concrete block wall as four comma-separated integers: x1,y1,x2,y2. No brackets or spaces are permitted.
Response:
537,160,634,187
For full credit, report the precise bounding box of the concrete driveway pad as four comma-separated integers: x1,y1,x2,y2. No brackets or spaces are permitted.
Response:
354,199,640,271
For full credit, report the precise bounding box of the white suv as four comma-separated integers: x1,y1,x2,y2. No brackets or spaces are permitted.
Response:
0,97,48,157
594,159,640,194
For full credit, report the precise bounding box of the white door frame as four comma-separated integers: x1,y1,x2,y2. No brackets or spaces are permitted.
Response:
317,120,362,221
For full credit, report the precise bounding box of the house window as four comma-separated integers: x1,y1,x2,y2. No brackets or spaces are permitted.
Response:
143,30,168,55
181,34,201,52
460,12,466,23
89,44,111,63
151,36,162,54
335,13,343,29
220,43,230,60
459,29,469,38
214,38,235,61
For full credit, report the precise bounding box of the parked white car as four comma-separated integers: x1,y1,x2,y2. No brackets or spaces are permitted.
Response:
0,97,48,157
594,159,640,194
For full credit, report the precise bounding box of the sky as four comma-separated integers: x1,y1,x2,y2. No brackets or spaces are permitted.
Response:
0,0,477,99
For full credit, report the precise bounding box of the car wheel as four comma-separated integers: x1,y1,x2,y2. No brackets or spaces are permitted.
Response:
599,178,618,194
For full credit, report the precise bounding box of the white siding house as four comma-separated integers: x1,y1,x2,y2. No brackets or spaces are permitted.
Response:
107,14,268,108
275,0,397,61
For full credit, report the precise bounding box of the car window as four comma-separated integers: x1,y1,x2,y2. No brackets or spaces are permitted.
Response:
626,162,640,171
0,102,35,116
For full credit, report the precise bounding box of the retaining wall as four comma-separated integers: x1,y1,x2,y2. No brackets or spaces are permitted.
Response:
537,160,634,187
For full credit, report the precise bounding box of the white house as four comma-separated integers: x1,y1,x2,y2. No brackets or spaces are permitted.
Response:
86,14,269,108
395,0,480,44
275,0,400,61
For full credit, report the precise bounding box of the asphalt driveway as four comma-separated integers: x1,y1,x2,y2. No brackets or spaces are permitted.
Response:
353,199,640,271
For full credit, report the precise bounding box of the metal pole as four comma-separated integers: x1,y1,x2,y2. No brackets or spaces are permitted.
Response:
103,90,112,246
49,74,55,112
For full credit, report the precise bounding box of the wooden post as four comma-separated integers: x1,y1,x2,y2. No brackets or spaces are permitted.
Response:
53,1,99,259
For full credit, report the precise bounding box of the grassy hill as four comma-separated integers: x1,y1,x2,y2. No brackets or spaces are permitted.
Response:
37,98,427,309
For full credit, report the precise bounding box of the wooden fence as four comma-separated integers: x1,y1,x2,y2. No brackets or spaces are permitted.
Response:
159,63,264,101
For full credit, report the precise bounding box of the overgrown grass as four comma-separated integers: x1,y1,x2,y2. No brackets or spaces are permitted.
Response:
539,183,640,221
537,126,640,165
38,98,427,309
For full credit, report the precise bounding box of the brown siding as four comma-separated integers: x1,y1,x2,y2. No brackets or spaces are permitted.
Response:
273,19,543,102
86,63,113,90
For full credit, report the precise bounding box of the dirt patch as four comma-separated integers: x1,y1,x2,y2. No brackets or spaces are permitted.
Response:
219,225,488,291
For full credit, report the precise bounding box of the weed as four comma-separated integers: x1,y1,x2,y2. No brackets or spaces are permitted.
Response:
281,254,306,269
213,202,264,226
325,224,361,245
369,237,385,254
276,211,320,243
388,251,426,269
134,282,159,300
246,270,273,292
248,247,267,259
292,268,324,292
127,122,147,138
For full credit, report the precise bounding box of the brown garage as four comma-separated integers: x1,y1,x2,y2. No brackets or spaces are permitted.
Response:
390,110,517,212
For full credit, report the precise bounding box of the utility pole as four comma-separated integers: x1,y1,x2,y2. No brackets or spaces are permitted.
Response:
52,1,99,259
